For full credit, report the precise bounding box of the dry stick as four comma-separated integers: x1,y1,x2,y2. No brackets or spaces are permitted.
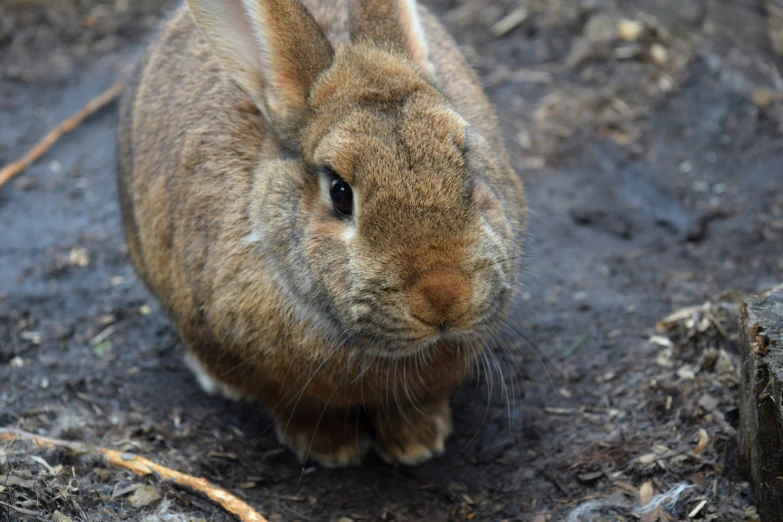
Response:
0,427,268,522
0,78,126,190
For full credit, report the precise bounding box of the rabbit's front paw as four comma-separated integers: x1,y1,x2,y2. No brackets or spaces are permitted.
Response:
371,399,453,466
275,409,371,468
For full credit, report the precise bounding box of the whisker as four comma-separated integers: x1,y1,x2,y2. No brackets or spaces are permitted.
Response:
272,336,350,450
499,317,556,393
456,350,493,456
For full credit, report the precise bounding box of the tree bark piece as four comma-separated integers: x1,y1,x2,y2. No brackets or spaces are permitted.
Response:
766,0,783,56
739,284,783,522
0,427,267,522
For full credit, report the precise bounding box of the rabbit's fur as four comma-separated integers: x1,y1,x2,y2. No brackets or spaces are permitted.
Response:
117,0,527,467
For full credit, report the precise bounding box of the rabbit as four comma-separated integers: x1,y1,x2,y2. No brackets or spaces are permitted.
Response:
117,0,527,467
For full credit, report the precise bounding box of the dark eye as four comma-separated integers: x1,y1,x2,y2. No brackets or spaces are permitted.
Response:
330,177,353,217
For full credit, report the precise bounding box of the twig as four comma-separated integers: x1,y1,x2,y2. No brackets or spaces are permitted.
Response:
0,499,41,517
0,78,125,190
0,427,267,522
490,7,529,37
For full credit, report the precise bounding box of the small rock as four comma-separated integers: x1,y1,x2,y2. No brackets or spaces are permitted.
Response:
10,356,24,368
698,393,720,412
617,19,644,42
692,180,709,192
48,160,62,174
649,43,668,66
14,176,38,191
139,304,152,315
584,13,616,45
128,485,162,508
714,349,736,375
677,365,696,380
753,88,778,109
671,0,706,25
69,247,90,267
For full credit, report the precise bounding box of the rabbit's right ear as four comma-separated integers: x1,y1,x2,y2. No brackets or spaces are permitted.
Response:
351,0,434,79
187,0,333,133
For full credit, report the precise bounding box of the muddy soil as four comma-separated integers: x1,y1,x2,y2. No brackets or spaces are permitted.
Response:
1,0,782,521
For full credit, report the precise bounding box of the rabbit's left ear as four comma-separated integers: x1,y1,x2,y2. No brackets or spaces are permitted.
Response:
350,0,434,78
188,0,334,134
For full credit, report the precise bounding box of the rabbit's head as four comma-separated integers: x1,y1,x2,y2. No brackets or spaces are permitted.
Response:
188,0,526,357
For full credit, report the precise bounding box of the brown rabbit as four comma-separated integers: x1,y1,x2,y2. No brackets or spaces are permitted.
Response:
117,0,527,467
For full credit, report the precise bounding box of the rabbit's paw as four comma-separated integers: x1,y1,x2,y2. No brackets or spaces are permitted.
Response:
275,409,371,468
372,399,453,466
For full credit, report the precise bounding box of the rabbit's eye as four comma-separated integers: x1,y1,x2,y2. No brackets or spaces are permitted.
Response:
330,177,353,217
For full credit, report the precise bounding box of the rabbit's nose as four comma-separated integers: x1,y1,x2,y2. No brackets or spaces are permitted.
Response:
409,268,472,327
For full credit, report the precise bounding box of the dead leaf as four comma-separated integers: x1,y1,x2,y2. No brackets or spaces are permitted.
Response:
578,471,604,483
649,335,673,347
694,429,710,454
698,394,720,413
112,483,142,498
128,484,162,508
656,303,710,331
636,453,658,466
53,511,74,522
0,474,36,489
639,480,655,506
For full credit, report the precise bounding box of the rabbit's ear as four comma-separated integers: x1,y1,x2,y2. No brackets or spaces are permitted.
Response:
188,0,333,128
351,0,433,78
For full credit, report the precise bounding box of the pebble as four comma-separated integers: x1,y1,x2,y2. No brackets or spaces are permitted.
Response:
618,19,644,42
49,160,62,174
692,180,709,192
69,247,90,267
650,43,669,66
584,13,616,45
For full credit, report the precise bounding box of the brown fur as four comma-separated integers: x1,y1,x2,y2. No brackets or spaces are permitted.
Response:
117,0,527,467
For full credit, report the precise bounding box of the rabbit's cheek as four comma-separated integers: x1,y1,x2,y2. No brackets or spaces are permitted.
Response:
474,182,508,235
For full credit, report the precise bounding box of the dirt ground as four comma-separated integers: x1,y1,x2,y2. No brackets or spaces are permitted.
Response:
2,0,783,521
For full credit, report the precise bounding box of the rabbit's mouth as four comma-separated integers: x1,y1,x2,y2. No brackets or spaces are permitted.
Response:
354,326,491,360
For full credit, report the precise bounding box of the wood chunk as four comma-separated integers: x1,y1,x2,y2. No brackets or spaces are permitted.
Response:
739,284,783,522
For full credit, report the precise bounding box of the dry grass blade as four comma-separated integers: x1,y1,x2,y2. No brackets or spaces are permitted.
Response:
0,427,268,522
0,79,125,190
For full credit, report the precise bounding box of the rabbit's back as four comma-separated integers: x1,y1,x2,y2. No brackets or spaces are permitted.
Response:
118,8,268,310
